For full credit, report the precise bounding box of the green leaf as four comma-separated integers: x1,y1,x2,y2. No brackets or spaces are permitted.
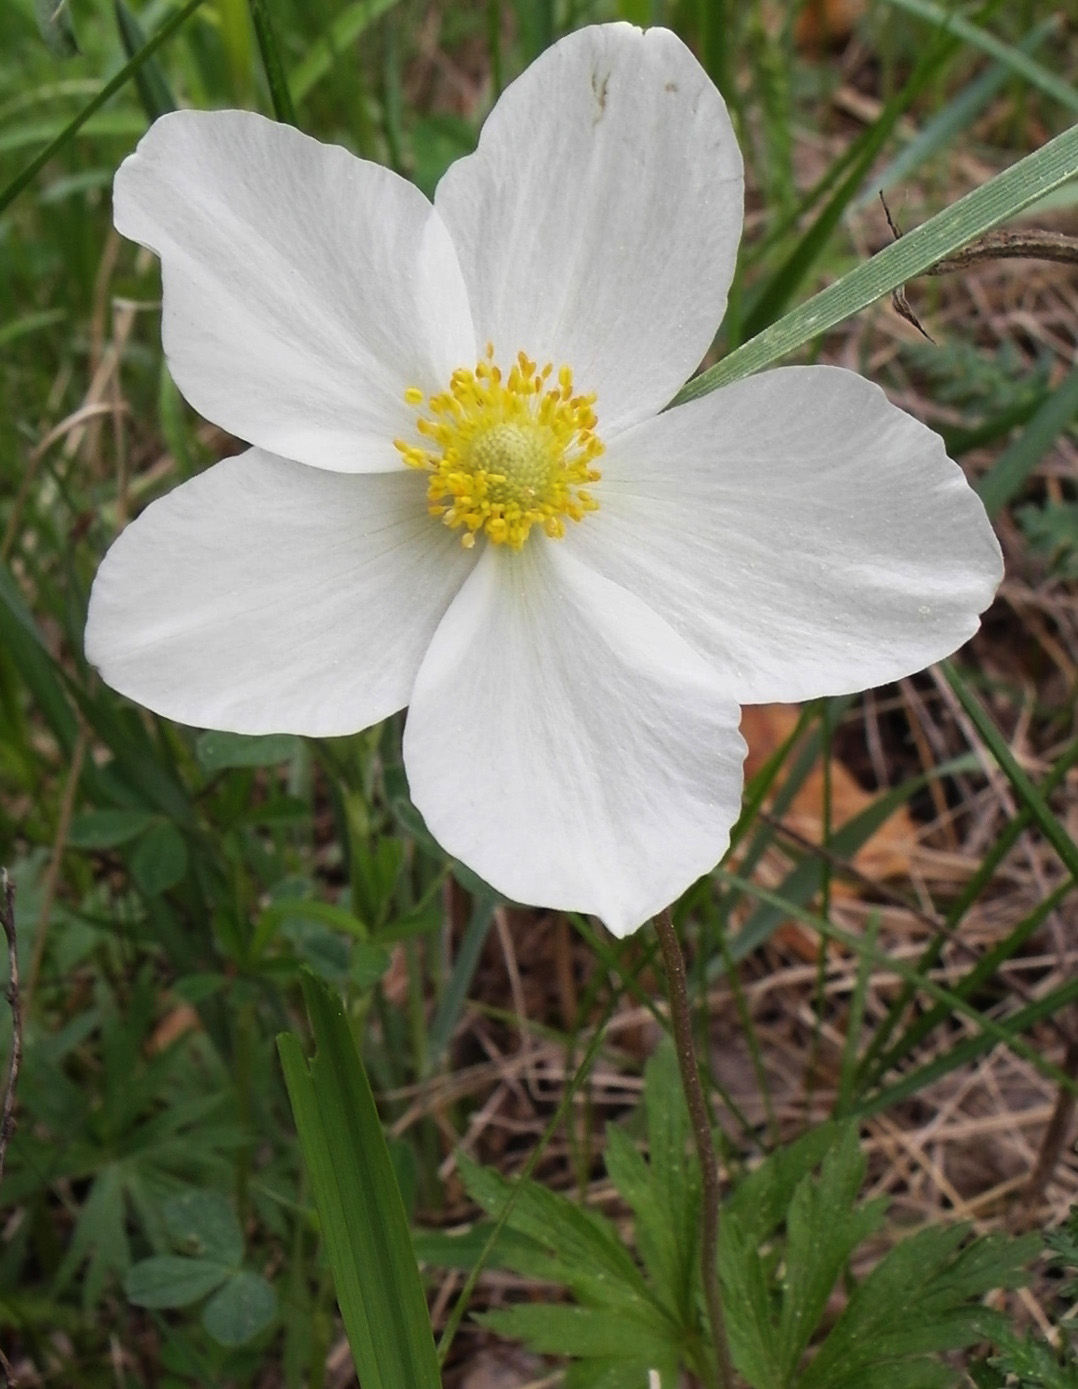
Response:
163,1191,243,1266
124,1255,231,1309
34,0,79,56
196,730,302,770
477,1303,678,1363
0,0,208,215
114,0,176,120
246,0,297,125
277,975,440,1389
678,123,1078,401
603,1042,700,1322
775,1130,885,1382
458,1152,653,1305
201,1270,277,1347
130,822,188,896
724,1122,841,1245
67,808,158,849
799,1225,1037,1389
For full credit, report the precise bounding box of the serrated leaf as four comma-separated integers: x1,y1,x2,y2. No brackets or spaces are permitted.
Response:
776,1128,885,1381
724,1122,841,1245
477,1302,678,1363
163,1191,243,1266
196,730,302,770
719,1211,783,1389
124,1255,230,1309
458,1152,653,1305
130,821,188,895
201,1270,277,1347
799,1225,1038,1389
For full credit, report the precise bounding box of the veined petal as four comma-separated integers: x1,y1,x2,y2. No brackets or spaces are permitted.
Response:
571,366,1003,703
434,23,743,438
85,450,476,734
114,111,474,473
403,542,746,937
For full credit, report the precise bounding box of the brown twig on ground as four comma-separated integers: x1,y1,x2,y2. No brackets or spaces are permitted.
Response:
0,870,20,1387
879,192,1078,341
0,871,20,1190
1016,1029,1078,1229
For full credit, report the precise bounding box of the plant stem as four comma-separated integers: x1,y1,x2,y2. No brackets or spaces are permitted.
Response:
653,908,737,1389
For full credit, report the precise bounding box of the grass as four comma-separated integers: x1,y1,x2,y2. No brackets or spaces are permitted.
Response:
1,0,1078,1385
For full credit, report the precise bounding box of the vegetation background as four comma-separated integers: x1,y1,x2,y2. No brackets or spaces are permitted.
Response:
1,0,1077,1385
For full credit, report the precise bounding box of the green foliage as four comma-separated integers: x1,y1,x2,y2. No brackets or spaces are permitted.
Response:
2,0,1077,1382
427,1050,1036,1388
278,975,442,1389
969,1207,1078,1388
125,1190,277,1348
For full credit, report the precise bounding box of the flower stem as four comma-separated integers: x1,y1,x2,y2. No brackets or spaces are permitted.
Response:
653,908,737,1389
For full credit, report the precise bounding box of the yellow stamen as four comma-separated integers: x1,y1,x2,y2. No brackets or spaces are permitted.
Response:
394,344,603,550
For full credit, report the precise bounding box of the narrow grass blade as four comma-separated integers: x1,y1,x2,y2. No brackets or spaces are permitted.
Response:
290,0,400,105
247,0,297,125
114,0,176,121
0,0,208,215
277,976,440,1389
717,869,1076,1093
942,661,1078,881
976,364,1078,519
740,27,956,340
857,732,1078,1089
427,894,496,1065
879,0,1078,115
677,122,1078,401
861,17,1059,206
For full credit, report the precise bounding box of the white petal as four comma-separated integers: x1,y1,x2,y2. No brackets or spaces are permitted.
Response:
85,450,475,734
434,23,743,437
403,541,746,937
570,366,1003,702
114,111,474,472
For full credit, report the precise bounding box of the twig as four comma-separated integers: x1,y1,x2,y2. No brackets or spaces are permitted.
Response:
0,871,20,1387
653,908,737,1389
1016,1027,1078,1229
879,192,1078,341
0,871,20,1190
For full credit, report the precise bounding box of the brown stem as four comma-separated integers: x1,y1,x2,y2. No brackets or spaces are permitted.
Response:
653,908,737,1389
0,871,21,1193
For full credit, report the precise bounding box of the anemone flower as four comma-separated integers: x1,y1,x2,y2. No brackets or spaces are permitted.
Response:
86,23,1002,937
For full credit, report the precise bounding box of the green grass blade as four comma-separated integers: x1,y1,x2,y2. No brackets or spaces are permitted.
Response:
942,661,1078,880
740,27,957,340
0,0,207,216
976,364,1078,519
427,894,496,1065
277,976,440,1389
677,122,1078,401
247,0,297,125
856,733,1078,1089
862,16,1059,206
114,0,177,121
290,0,400,105
879,0,1078,115
717,869,1077,1095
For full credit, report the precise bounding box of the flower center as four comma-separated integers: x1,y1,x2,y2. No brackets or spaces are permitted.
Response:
394,345,603,550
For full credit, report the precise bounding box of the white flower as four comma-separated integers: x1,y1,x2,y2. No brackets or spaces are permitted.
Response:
85,23,1002,938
